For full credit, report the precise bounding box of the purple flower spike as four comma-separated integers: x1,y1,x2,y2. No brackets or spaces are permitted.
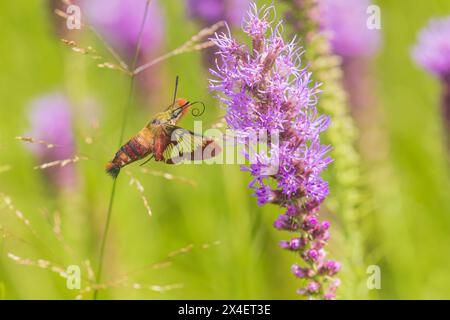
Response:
412,17,450,79
321,221,331,230
318,0,381,58
412,17,450,146
302,215,318,230
27,92,76,189
186,0,250,26
273,214,299,231
324,279,341,300
281,237,307,251
307,281,320,293
279,240,290,249
292,264,313,279
306,249,319,261
81,0,165,59
286,205,298,216
319,260,342,277
209,3,340,299
254,185,275,206
290,238,301,250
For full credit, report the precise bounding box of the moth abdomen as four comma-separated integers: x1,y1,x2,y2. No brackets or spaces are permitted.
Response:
106,135,150,178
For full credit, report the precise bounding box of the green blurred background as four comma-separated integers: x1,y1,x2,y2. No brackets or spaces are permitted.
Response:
0,0,449,300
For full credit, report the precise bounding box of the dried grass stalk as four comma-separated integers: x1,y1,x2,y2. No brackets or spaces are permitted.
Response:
16,136,56,149
133,21,225,75
126,171,152,217
34,155,88,170
139,168,197,187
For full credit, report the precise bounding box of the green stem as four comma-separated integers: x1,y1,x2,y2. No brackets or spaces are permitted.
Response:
93,0,151,300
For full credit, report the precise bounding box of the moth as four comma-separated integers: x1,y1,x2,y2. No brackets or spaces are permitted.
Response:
106,77,221,178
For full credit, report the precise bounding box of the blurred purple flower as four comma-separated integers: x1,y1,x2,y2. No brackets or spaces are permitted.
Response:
319,0,381,58
81,0,165,59
412,17,450,79
209,4,340,299
27,93,76,189
186,0,250,26
412,17,450,145
186,0,250,67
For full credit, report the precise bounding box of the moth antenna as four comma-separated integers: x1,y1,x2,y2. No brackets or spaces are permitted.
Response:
171,76,179,109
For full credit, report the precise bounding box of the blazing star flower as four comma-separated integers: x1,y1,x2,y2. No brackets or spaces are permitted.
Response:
186,0,250,26
27,93,76,189
209,4,340,299
81,0,165,59
318,0,381,58
412,17,450,79
412,17,450,144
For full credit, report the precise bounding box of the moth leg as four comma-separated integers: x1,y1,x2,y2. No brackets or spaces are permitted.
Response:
139,154,154,166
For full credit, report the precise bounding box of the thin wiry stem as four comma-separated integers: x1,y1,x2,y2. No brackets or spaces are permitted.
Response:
89,26,129,71
56,0,129,71
57,1,222,77
133,21,225,76
93,0,151,300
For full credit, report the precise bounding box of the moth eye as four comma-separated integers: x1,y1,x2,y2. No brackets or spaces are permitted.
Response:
152,119,161,125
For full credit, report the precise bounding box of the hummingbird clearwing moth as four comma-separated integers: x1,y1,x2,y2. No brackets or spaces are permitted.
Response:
105,77,222,178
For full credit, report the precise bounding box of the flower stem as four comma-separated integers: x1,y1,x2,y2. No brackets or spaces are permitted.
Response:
93,0,151,300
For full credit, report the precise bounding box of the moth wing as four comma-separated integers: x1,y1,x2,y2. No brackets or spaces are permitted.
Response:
162,126,221,164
